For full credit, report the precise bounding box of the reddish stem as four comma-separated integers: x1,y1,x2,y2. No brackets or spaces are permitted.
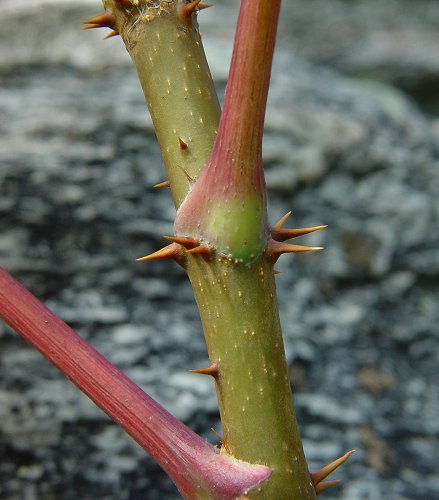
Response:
174,1,282,260
0,267,270,498
212,0,281,180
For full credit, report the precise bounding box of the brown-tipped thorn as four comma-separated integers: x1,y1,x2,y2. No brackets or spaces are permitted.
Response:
82,24,100,31
266,239,323,261
153,180,171,189
163,235,200,250
271,225,327,242
311,450,355,487
315,480,341,495
136,242,182,262
187,245,212,257
83,13,115,29
178,137,188,150
103,30,119,40
179,0,212,24
273,211,292,229
190,362,219,378
179,166,196,185
180,0,211,18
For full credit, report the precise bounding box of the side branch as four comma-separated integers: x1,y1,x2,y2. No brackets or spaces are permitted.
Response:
217,0,281,162
0,268,270,499
174,0,281,261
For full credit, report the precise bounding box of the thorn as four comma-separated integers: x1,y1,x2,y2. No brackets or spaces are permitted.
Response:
190,362,219,378
273,269,281,275
266,239,323,261
103,30,119,40
136,242,182,262
179,0,212,23
273,211,292,229
153,180,171,188
82,24,100,31
211,427,223,442
271,225,327,242
187,245,212,257
315,480,341,495
179,165,196,185
83,13,115,29
311,450,355,487
163,235,199,250
178,137,188,150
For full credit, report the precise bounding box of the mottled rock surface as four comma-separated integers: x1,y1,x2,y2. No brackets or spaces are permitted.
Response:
1,1,438,499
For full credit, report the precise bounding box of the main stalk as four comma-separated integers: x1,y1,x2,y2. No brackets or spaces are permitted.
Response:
101,0,316,497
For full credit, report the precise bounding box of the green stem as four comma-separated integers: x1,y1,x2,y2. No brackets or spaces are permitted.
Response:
176,1,316,496
185,254,315,498
106,0,220,207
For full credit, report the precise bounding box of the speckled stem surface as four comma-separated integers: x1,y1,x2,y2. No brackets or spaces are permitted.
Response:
105,0,220,207
185,253,315,498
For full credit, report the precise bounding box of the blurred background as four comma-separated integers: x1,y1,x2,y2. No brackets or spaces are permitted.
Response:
1,0,438,498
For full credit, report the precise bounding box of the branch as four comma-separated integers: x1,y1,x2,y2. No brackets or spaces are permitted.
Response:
174,0,282,262
0,267,270,499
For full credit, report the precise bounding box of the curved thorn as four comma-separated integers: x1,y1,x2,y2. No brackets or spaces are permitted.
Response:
273,211,292,229
178,137,188,150
103,30,120,40
153,180,171,189
271,225,327,242
136,242,182,262
181,0,202,17
315,480,341,495
190,363,219,378
163,235,199,250
179,0,213,24
311,450,355,486
83,13,115,29
266,239,323,261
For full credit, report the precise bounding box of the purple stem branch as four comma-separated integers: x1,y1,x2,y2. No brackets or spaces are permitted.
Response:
0,267,270,498
211,0,281,176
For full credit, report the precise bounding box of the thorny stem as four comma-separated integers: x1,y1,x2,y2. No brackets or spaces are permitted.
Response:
110,0,317,496
176,0,317,497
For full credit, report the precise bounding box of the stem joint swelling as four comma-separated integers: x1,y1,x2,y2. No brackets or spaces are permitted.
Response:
137,210,326,267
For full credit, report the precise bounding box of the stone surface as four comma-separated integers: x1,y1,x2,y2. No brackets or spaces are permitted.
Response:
1,1,438,499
